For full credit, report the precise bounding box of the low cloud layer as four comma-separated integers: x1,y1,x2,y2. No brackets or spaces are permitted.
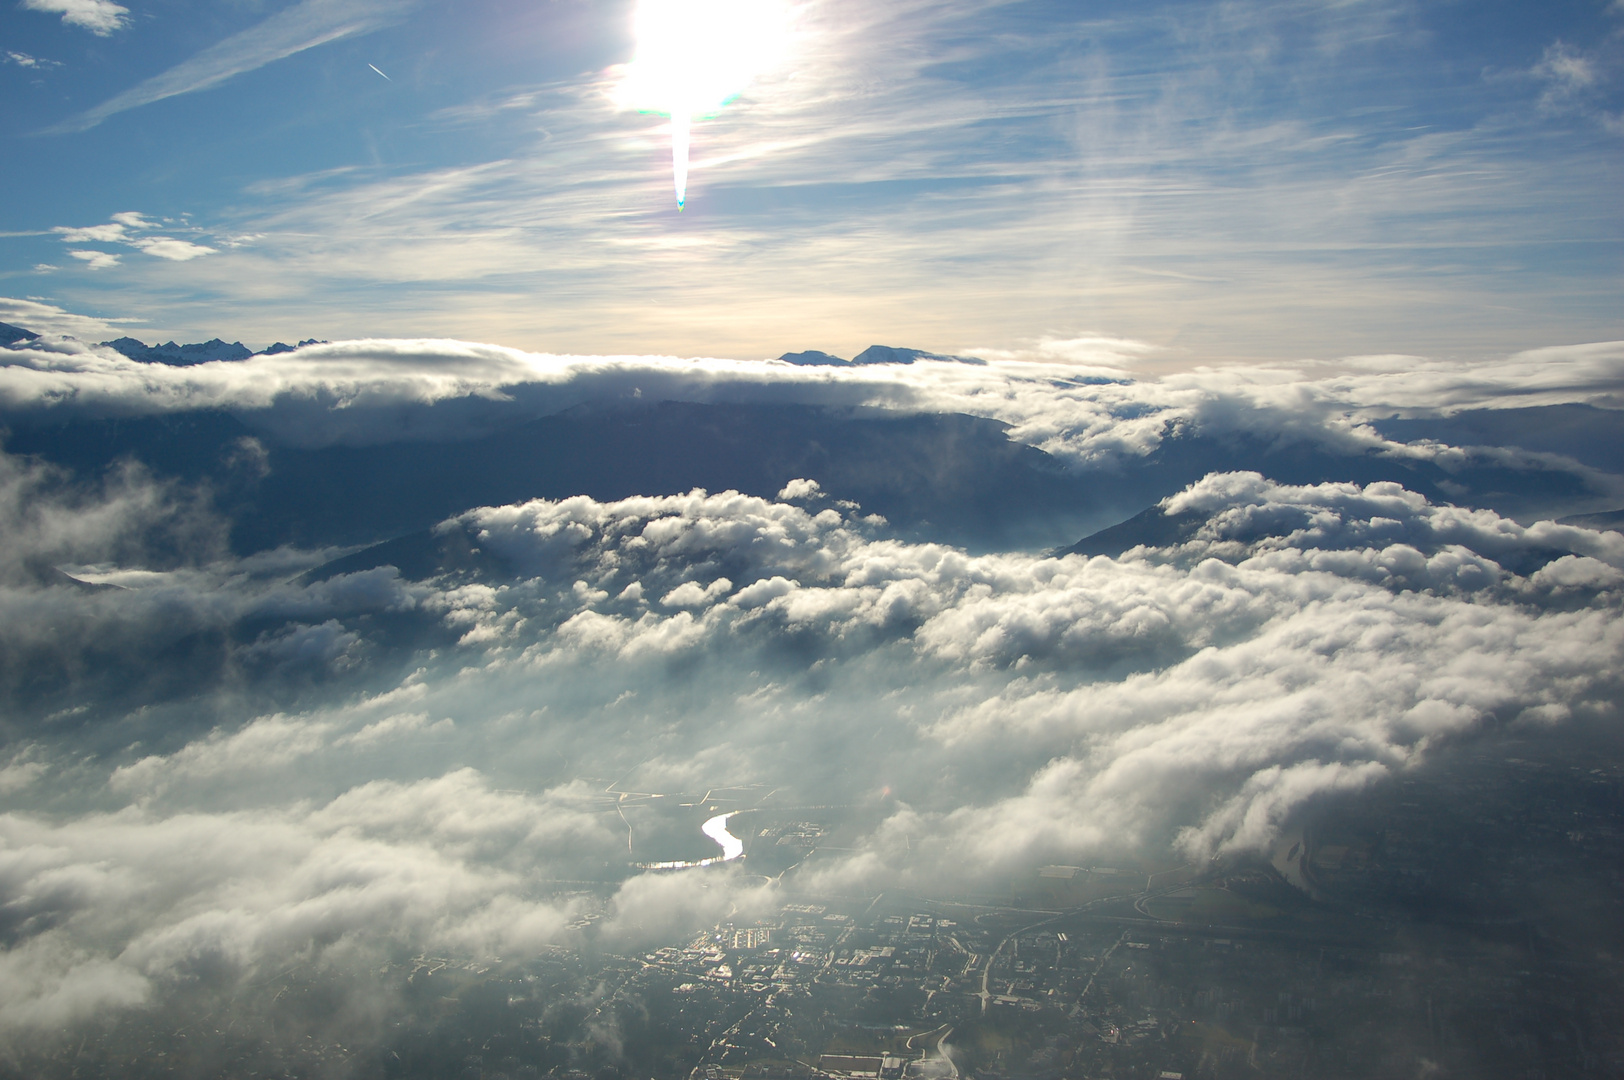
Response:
2,334,1622,480
0,338,1619,1053
0,462,1619,1041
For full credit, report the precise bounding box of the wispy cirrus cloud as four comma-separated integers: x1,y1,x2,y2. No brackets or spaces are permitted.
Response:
1534,41,1601,102
72,0,1619,362
3,50,63,70
47,0,414,134
0,296,145,338
18,0,127,36
1531,36,1624,134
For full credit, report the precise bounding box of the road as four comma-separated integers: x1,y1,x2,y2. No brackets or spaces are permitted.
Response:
975,878,1214,1012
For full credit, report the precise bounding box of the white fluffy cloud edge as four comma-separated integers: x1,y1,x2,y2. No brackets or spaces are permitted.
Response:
18,0,128,37
2,332,1623,473
0,333,1621,1040
1,474,1621,1037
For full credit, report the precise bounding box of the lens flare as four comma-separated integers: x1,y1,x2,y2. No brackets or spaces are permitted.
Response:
621,0,791,209
671,113,691,209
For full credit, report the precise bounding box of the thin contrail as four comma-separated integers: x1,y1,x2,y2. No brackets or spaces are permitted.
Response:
368,63,390,81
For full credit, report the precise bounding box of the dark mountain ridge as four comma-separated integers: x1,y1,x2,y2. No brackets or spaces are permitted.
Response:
99,337,328,364
0,321,39,346
1,401,1132,555
777,345,988,366
3,333,1620,566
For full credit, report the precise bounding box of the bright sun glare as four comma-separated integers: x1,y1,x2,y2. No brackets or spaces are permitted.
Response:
621,0,793,209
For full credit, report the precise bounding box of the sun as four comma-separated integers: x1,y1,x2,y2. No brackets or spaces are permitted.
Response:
620,0,793,209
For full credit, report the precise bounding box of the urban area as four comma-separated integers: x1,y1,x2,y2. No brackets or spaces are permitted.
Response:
20,737,1624,1080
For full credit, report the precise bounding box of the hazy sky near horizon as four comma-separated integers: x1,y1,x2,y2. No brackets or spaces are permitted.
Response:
1,0,1621,361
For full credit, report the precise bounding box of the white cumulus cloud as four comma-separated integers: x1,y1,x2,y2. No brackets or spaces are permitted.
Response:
0,470,1618,1036
0,342,1621,1044
19,0,127,36
66,250,119,270
50,215,217,265
129,237,217,261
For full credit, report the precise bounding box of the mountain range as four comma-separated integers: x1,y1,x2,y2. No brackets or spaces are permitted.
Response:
2,328,1620,570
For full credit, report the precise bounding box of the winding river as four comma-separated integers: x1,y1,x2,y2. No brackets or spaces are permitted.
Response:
701,812,745,861
635,812,745,870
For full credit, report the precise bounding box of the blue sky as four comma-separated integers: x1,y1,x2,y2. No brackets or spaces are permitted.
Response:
1,0,1620,362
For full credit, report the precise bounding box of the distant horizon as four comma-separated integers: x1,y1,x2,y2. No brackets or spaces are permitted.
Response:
5,298,1624,379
